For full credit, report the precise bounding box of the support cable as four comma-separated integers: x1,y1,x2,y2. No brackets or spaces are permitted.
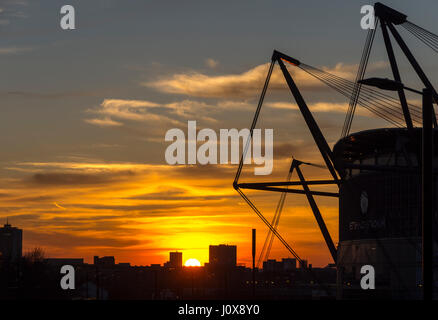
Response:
298,64,418,126
234,60,274,185
402,21,438,54
257,159,294,268
235,187,331,295
342,18,378,137
300,63,423,118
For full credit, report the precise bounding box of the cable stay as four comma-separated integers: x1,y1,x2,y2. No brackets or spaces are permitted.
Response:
235,45,429,271
344,3,438,134
233,2,438,298
257,157,294,269
233,60,336,294
298,63,423,127
342,17,379,137
402,21,438,54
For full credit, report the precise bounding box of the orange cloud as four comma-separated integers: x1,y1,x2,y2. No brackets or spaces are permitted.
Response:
267,101,374,117
53,202,66,210
144,61,387,99
1,159,338,267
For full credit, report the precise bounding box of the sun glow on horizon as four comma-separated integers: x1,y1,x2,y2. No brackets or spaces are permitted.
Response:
185,258,201,267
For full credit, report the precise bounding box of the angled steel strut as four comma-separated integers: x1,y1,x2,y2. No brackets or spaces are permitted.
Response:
374,2,438,127
257,157,294,268
273,50,341,186
233,1,438,297
234,49,340,265
293,160,337,263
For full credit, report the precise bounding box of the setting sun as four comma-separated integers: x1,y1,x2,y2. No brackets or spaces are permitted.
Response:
185,258,201,267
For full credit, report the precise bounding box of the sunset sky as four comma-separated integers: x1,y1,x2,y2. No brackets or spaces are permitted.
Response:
1,0,438,267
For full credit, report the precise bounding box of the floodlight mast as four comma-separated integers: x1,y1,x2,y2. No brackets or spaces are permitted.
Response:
380,20,413,130
235,49,341,263
272,50,341,185
234,1,438,299
294,160,338,263
374,2,438,127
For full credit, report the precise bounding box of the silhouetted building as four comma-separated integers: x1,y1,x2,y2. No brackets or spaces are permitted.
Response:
299,260,308,269
118,262,131,268
0,221,22,264
168,251,182,268
282,258,297,271
209,244,236,267
334,127,435,298
45,258,84,267
263,259,282,273
263,258,298,272
0,225,338,300
94,256,115,267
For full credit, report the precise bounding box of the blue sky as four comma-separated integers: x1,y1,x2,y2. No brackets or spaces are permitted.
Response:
2,0,438,165
1,0,437,265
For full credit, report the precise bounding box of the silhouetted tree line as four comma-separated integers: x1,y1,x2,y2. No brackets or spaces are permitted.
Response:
0,247,75,299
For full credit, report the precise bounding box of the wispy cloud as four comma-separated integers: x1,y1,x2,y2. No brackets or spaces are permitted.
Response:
205,58,219,69
267,101,372,116
3,90,103,99
2,147,337,265
53,202,66,210
85,97,380,131
0,1,29,26
0,46,33,55
267,101,348,113
85,98,232,127
144,61,387,99
85,117,123,127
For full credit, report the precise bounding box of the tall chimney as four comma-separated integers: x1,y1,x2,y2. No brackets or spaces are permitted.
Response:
252,228,256,296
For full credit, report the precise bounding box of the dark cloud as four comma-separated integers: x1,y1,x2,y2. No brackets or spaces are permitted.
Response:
24,230,143,249
127,187,237,201
30,171,136,185
74,202,233,214
171,163,234,179
273,142,306,159
3,194,55,202
2,90,100,99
